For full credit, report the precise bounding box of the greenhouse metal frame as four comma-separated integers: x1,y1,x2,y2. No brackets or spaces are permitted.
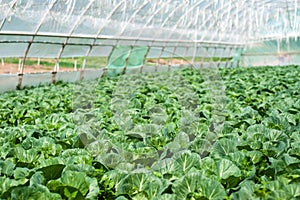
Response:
0,0,299,91
1,0,300,199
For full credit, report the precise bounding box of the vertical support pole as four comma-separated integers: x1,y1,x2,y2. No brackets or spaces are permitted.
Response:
202,47,208,68
1,58,4,66
57,61,60,71
199,46,204,68
18,59,22,72
169,47,177,71
225,47,232,68
37,58,40,66
17,0,58,88
82,58,86,70
213,47,218,67
216,47,226,68
230,48,234,67
236,48,241,67
140,46,151,73
223,47,229,68
209,47,217,68
123,45,134,75
52,60,59,84
17,74,23,90
181,47,189,69
80,58,86,80
51,71,57,84
103,45,116,77
74,60,77,71
17,56,26,90
192,42,198,64
215,47,220,68
156,47,165,72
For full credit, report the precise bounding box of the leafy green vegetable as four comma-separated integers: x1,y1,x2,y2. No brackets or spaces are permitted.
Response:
0,65,300,199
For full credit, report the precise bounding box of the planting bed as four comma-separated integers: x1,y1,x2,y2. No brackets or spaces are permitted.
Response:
0,65,300,199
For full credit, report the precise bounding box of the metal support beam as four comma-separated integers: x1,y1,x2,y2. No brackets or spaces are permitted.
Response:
0,0,18,31
118,1,150,36
140,46,151,73
156,47,165,72
17,0,58,89
0,31,248,47
123,45,134,74
55,0,96,74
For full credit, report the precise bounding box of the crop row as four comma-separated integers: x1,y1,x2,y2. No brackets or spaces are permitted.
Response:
0,65,300,199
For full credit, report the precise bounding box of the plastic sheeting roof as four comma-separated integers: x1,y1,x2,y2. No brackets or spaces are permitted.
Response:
0,0,299,58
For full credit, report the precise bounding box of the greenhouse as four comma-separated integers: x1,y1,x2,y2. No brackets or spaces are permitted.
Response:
0,0,300,199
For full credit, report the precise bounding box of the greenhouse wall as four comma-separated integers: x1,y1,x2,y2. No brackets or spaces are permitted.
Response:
0,0,299,90
1,1,300,199
240,38,300,66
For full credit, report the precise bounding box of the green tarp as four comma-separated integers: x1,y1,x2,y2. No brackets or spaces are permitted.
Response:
106,46,148,75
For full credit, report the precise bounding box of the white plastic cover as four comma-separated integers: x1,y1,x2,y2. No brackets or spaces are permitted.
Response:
0,0,299,60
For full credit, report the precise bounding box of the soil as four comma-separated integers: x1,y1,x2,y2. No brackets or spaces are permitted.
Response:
0,59,191,74
0,64,74,74
147,58,190,65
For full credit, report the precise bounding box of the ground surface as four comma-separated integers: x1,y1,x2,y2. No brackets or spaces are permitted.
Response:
0,64,74,74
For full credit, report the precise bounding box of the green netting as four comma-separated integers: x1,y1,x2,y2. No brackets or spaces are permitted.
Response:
107,46,148,68
232,49,243,62
106,46,148,75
